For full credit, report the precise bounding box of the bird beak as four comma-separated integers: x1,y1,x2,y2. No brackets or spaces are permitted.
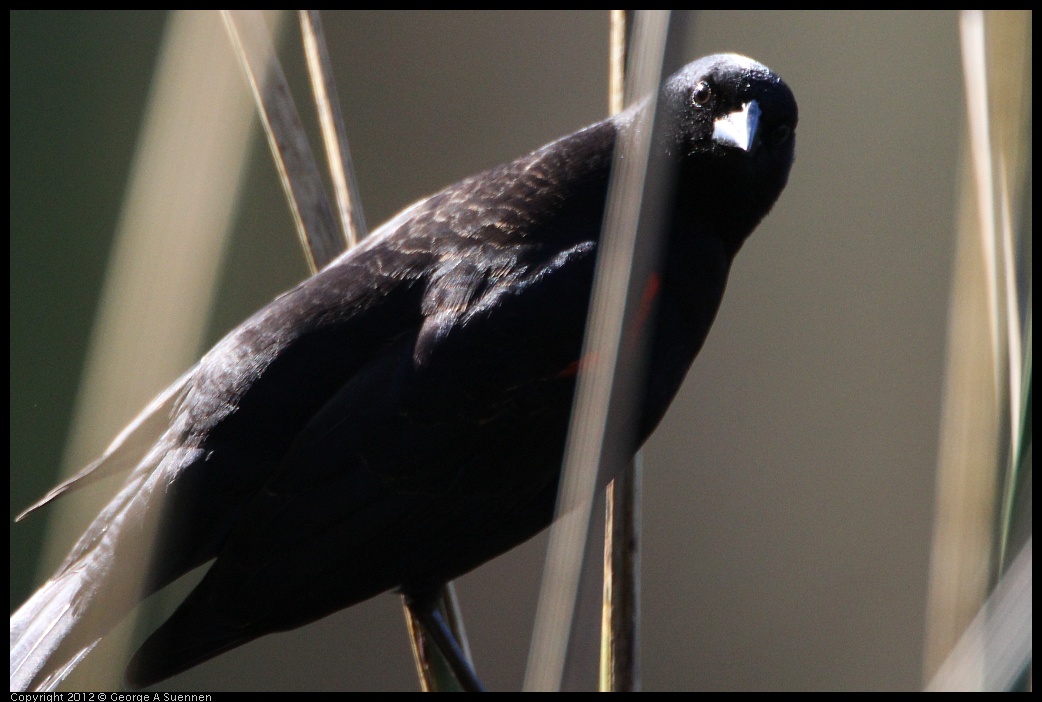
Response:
712,99,761,152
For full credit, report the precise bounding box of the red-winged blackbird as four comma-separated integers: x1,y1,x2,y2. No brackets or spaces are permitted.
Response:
11,53,797,690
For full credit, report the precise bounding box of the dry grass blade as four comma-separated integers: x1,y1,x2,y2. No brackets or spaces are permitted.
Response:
28,10,277,689
926,538,1032,691
923,10,1032,690
222,9,344,271
231,10,470,690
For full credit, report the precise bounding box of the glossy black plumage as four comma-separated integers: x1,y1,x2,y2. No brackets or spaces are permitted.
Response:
11,53,797,690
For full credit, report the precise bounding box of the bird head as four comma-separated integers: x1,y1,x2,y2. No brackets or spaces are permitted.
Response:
662,53,797,166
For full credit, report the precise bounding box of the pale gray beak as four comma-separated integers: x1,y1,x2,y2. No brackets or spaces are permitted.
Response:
712,99,762,152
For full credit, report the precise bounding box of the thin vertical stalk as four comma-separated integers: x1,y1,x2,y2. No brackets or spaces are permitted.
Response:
600,8,641,693
300,10,368,247
608,10,627,116
404,584,473,692
524,10,674,691
601,455,642,691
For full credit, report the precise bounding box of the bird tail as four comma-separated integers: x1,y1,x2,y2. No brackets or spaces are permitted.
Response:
15,370,192,522
11,374,196,691
11,465,169,691
10,566,107,691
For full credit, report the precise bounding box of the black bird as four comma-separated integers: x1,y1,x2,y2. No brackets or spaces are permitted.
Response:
11,53,797,690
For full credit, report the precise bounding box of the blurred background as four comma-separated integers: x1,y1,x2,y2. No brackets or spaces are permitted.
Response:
10,10,1021,691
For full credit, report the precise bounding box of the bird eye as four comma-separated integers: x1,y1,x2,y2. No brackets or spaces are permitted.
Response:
770,124,791,145
692,82,712,106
